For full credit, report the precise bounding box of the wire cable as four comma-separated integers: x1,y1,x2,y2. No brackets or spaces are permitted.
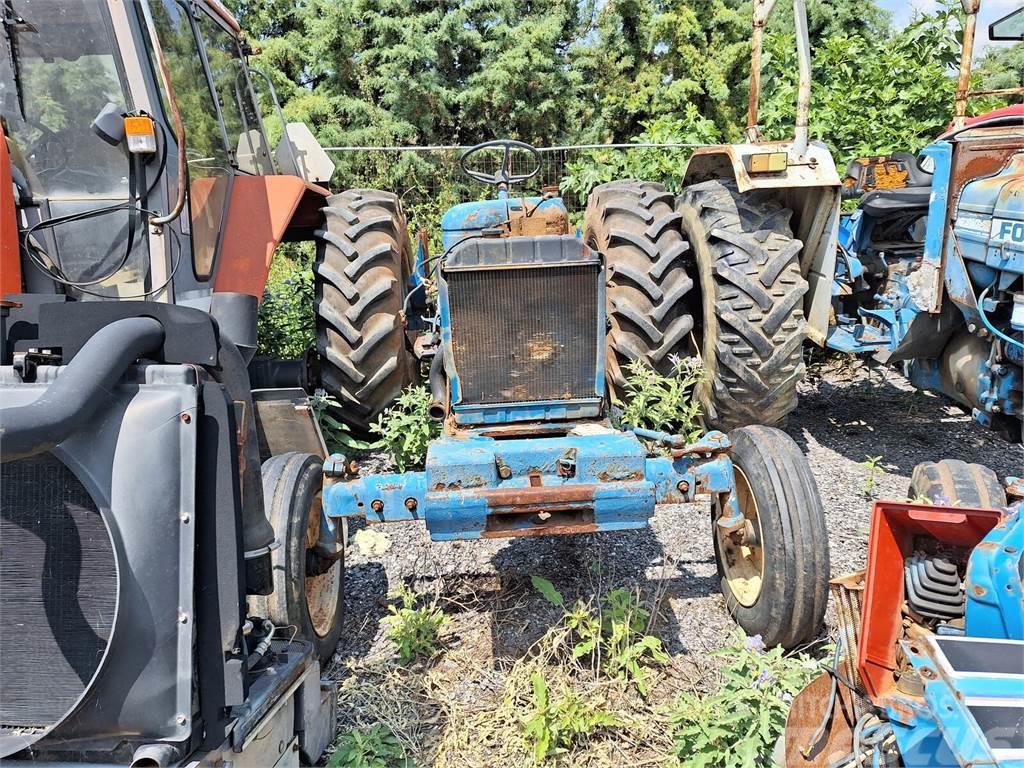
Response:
978,282,1024,352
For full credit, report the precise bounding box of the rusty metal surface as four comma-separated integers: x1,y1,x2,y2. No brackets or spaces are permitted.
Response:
784,672,857,767
506,202,569,237
950,135,1021,200
472,483,596,512
252,389,327,462
482,511,597,538
829,570,869,719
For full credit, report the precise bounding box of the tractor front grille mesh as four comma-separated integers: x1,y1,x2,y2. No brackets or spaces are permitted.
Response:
1,455,116,730
447,265,600,405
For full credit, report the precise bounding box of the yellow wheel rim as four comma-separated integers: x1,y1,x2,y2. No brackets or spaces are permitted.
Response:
717,467,765,608
304,491,341,638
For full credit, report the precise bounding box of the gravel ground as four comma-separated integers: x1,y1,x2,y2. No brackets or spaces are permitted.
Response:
331,357,1022,677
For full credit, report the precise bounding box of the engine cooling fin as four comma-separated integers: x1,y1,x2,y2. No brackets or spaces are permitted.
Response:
0,455,117,740
904,551,965,621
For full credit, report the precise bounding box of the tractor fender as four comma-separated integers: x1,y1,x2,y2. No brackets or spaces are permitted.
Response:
212,176,331,299
682,141,843,347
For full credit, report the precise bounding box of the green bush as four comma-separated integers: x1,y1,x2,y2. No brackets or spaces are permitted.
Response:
327,724,410,768
257,244,315,359
384,583,447,664
619,356,705,441
310,392,375,454
370,386,441,471
668,631,819,768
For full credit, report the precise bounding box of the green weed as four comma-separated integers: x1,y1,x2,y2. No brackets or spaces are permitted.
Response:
327,724,411,768
311,391,376,454
619,356,704,442
522,672,620,761
531,577,668,695
384,583,447,664
859,454,884,497
668,631,819,768
371,386,441,471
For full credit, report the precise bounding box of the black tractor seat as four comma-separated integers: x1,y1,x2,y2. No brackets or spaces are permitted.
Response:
860,185,932,219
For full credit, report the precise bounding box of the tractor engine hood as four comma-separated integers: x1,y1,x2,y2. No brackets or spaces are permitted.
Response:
954,151,1024,280
440,196,568,252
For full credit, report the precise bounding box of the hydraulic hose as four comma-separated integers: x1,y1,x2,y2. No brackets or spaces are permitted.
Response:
0,317,164,461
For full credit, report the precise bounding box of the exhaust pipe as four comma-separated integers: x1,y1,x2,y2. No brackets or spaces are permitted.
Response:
130,743,179,768
427,351,447,421
0,317,164,461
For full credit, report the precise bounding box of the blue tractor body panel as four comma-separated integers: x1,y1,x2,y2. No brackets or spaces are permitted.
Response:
440,195,568,251
828,133,1023,433
322,429,740,541
955,152,1024,284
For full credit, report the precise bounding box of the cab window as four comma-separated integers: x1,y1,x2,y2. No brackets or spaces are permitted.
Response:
149,0,230,279
198,13,272,175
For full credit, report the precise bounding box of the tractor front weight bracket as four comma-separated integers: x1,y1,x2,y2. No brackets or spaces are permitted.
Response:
321,428,743,541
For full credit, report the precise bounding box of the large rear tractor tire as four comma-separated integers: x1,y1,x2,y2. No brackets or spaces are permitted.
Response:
583,180,695,395
315,189,415,432
251,452,345,662
909,459,1007,508
715,425,829,648
676,179,808,430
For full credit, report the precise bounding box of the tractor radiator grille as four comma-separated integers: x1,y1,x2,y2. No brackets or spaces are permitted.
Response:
447,264,600,405
0,455,116,731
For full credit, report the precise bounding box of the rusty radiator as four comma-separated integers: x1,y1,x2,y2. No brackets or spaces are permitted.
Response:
443,236,602,409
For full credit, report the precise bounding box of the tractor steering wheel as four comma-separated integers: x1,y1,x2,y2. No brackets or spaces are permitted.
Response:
460,139,542,187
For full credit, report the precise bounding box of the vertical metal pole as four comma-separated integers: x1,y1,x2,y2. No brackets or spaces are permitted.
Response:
793,0,812,157
746,0,778,142
746,14,765,140
953,0,981,130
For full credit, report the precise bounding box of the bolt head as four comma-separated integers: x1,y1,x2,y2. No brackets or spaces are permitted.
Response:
404,497,418,511
176,714,187,726
677,480,690,493
371,499,384,513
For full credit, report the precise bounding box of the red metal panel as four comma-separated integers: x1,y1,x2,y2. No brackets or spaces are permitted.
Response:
212,176,329,299
0,126,22,299
857,501,1003,705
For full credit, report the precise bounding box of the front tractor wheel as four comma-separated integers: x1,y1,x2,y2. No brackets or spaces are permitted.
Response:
251,452,345,662
715,425,829,648
583,180,696,395
315,189,416,432
676,179,808,430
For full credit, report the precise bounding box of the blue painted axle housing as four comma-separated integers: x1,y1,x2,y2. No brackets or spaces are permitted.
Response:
322,428,742,541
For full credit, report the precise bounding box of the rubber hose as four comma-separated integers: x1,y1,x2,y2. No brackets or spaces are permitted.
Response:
0,317,164,461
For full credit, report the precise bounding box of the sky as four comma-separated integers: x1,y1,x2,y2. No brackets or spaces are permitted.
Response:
878,0,1022,48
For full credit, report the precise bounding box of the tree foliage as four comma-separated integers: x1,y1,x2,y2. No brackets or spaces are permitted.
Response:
235,0,1017,355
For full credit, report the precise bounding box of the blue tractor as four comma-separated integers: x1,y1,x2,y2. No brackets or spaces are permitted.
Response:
826,6,1024,440
313,140,830,647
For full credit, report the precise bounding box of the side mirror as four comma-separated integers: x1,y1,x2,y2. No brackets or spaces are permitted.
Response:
990,6,1024,41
